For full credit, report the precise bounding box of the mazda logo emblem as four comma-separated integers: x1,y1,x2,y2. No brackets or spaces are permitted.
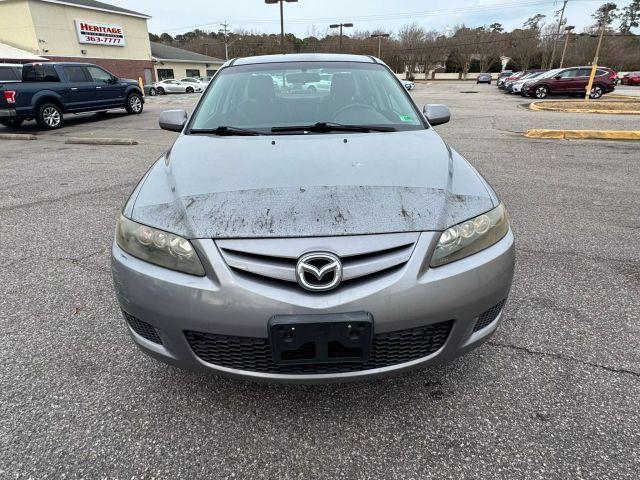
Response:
295,252,342,291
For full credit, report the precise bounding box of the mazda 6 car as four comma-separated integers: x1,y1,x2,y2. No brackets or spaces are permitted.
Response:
112,53,515,383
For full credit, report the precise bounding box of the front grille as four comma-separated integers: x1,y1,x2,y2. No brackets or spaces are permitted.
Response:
215,233,419,291
185,320,453,375
473,300,506,332
122,311,163,344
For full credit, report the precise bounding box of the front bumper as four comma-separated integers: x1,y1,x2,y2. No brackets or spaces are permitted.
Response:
111,230,515,383
0,108,17,118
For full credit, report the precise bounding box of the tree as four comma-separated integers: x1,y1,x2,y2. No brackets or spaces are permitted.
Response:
524,14,546,30
489,22,504,33
592,3,618,25
619,0,639,32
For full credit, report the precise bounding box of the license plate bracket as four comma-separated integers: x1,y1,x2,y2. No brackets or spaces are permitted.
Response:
269,312,373,365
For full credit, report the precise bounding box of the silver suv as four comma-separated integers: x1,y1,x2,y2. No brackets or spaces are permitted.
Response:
111,54,515,383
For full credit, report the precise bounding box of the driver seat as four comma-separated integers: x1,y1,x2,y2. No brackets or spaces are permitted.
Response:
238,75,279,125
317,73,359,121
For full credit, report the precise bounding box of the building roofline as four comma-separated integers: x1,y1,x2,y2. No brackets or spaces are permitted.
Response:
28,0,152,19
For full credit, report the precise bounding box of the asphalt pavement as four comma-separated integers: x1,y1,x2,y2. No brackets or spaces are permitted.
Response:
1,83,639,479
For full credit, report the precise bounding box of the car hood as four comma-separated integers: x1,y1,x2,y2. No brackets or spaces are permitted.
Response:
130,129,496,239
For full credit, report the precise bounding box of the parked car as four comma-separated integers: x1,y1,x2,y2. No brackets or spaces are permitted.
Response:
197,75,213,84
476,73,492,84
522,66,617,99
180,77,207,89
402,80,415,90
151,79,202,95
0,63,23,83
503,70,545,93
511,70,552,94
112,53,515,383
0,62,143,129
621,72,640,86
497,70,515,89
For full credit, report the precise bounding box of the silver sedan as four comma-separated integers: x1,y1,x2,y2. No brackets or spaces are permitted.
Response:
112,54,515,383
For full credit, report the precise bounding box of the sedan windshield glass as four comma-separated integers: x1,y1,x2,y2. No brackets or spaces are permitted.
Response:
188,61,424,133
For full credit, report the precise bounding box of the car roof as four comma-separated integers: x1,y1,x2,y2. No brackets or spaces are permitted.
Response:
231,53,378,66
0,63,23,67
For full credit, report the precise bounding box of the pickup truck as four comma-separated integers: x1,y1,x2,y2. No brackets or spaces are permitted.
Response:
0,62,144,130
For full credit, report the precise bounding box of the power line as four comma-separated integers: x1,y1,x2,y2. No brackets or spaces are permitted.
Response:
156,0,604,32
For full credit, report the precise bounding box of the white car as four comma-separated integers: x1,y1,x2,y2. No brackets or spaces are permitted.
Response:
180,77,208,89
402,80,415,90
150,79,202,95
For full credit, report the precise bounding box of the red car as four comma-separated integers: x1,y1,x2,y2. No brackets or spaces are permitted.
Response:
621,72,640,86
522,66,617,99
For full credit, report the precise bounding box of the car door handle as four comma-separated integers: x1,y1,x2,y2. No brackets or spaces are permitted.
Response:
96,86,102,89
70,87,78,91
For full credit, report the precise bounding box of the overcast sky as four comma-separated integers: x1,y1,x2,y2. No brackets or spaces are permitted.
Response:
113,0,635,37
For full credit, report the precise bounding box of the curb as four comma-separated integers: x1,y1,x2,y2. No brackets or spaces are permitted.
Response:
65,137,138,145
529,101,640,115
524,129,640,140
0,133,38,140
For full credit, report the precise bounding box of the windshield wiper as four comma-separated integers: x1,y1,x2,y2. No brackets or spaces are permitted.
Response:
190,126,264,136
271,122,396,133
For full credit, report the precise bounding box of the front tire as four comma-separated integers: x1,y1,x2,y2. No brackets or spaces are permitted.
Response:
186,86,194,94
589,85,604,99
125,93,143,114
0,118,24,129
148,87,157,96
534,85,549,99
36,103,63,130
157,87,165,95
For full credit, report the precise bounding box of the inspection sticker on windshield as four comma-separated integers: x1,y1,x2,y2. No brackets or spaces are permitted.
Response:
399,115,413,122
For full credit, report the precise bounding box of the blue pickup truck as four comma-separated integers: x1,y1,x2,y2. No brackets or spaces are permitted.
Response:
0,62,144,130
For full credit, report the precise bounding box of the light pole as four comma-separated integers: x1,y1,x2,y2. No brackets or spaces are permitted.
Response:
370,33,390,58
559,25,575,68
219,21,230,60
265,0,298,53
329,23,353,53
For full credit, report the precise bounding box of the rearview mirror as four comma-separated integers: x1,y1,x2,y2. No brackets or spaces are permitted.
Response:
159,109,188,132
423,104,450,126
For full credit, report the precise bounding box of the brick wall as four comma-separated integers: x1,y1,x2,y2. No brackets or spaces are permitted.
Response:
45,56,155,83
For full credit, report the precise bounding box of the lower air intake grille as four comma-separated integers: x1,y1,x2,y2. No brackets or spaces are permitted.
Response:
185,320,453,375
473,300,506,332
123,311,163,344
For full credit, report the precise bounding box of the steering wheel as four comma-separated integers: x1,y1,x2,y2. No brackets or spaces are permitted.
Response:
331,103,379,122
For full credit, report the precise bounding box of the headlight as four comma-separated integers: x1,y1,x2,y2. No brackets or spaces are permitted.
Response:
115,214,205,276
431,204,509,267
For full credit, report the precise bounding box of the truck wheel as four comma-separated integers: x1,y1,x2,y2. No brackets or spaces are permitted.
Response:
0,118,24,129
36,103,63,130
125,93,144,114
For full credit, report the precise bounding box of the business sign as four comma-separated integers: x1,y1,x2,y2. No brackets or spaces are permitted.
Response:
75,20,126,46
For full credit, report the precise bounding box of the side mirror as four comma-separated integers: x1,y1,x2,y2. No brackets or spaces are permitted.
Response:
554,75,562,80
159,109,188,132
109,76,119,83
423,104,450,126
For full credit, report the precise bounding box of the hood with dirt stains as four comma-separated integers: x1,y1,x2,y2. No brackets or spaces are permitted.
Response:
128,129,497,239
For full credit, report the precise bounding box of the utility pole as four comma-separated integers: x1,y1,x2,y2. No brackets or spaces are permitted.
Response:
219,22,230,60
370,33,390,58
559,25,575,68
584,9,609,101
330,23,353,52
548,0,569,69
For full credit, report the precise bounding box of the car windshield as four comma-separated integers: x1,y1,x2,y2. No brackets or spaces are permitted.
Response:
188,61,424,134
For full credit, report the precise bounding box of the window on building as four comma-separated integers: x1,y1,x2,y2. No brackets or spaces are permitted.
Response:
186,69,201,77
63,66,91,82
157,69,174,80
206,69,218,76
87,66,114,82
